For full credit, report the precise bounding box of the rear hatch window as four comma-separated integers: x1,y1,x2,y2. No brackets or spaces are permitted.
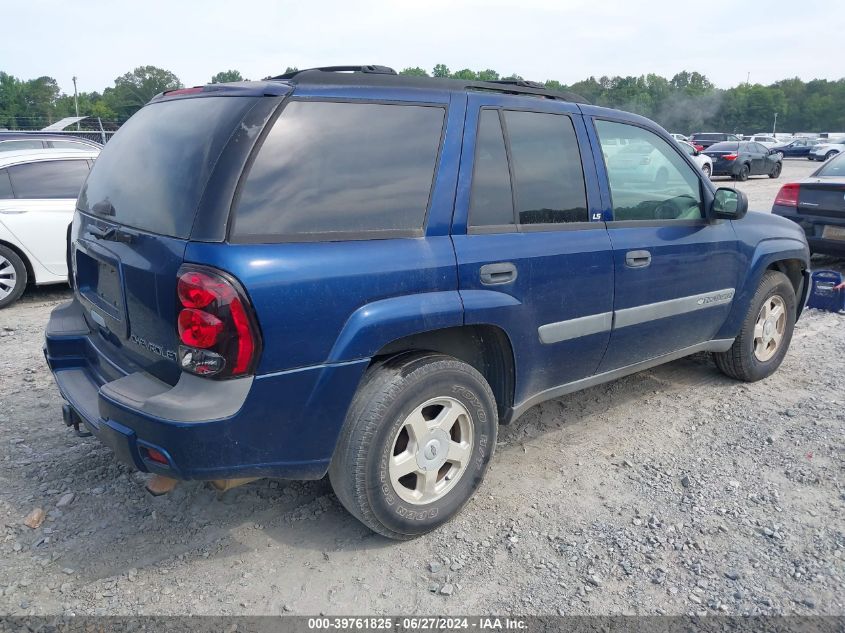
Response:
78,96,259,238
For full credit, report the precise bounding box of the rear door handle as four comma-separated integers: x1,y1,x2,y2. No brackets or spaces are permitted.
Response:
480,262,517,285
625,250,651,268
0,209,27,215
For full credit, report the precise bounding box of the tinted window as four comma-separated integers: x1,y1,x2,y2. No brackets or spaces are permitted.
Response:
0,139,45,151
680,142,695,156
596,120,702,222
469,110,514,227
234,101,444,240
0,169,12,199
7,160,90,199
504,110,587,224
79,96,258,239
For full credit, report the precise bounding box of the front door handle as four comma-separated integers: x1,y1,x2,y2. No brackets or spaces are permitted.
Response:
480,262,517,285
625,250,651,268
0,209,27,215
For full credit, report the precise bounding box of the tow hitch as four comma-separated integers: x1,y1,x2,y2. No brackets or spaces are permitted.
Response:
62,404,92,438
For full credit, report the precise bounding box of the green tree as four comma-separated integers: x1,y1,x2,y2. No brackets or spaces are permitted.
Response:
432,64,450,78
211,70,244,83
399,67,428,77
451,68,477,80
104,66,182,118
476,69,500,82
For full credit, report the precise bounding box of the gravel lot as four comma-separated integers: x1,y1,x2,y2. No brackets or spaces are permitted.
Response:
0,160,843,617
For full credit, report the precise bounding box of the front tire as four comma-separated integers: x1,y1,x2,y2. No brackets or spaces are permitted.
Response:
714,270,796,382
825,151,838,161
329,353,498,540
769,162,782,178
0,245,27,309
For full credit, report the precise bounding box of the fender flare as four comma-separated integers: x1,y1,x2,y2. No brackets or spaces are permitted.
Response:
716,237,809,339
327,291,464,363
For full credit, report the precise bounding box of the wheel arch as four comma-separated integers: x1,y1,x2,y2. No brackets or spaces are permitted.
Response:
716,243,809,339
0,238,34,285
371,324,516,424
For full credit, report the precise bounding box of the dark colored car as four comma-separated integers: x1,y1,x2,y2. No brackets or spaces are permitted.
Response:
771,138,822,158
772,152,845,256
0,132,102,153
689,132,741,151
704,141,783,180
44,66,810,539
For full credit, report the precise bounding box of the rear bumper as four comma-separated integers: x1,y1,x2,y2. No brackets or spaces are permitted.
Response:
772,207,845,257
710,162,741,176
45,300,368,481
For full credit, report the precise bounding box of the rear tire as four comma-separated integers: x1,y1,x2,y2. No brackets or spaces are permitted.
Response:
702,163,711,178
0,245,27,309
714,270,796,382
329,352,498,540
769,162,782,178
825,151,838,161
736,164,750,181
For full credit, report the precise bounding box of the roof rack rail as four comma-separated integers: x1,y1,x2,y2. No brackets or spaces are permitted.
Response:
270,65,397,80
489,79,546,90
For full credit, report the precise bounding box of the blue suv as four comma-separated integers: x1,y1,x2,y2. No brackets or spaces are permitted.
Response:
45,66,811,539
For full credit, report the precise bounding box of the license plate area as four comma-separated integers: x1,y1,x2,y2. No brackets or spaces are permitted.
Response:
822,225,845,241
75,248,124,321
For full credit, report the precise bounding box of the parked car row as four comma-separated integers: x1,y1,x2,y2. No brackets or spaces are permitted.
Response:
674,131,843,163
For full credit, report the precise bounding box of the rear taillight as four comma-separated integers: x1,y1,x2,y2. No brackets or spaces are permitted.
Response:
693,144,704,151
774,183,800,207
723,153,737,161
176,266,261,378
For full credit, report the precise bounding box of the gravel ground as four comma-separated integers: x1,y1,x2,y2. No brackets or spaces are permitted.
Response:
0,161,843,617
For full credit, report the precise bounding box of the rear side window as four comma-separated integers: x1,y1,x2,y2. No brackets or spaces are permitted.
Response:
504,110,588,225
469,110,514,228
0,169,12,198
7,160,90,199
79,96,258,239
233,100,445,241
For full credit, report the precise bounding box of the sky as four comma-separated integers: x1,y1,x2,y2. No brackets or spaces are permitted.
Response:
1,0,842,95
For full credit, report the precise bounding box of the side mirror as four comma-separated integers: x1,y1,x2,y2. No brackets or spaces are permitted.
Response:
712,187,748,220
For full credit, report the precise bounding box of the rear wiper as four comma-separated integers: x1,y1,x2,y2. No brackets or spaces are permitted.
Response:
86,225,136,244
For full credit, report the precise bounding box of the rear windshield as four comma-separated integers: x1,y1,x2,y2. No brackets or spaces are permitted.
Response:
692,133,725,141
78,96,258,239
707,142,739,151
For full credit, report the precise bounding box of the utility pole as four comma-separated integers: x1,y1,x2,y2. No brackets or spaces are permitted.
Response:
746,71,750,86
773,112,778,137
72,76,80,131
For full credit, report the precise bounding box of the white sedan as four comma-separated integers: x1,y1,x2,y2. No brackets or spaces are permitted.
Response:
0,148,98,307
678,140,713,178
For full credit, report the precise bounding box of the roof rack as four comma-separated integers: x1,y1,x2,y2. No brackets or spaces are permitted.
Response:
270,65,397,80
264,65,588,104
489,79,546,90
